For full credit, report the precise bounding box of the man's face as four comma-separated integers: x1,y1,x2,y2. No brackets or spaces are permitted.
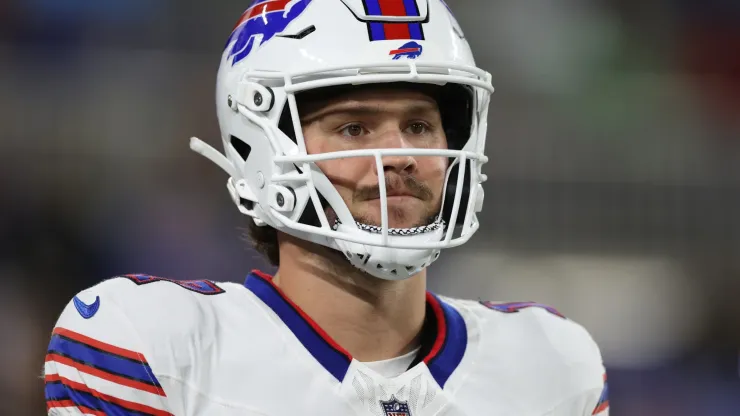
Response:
300,88,449,229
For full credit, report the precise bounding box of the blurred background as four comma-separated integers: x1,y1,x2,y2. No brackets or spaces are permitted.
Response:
1,0,739,414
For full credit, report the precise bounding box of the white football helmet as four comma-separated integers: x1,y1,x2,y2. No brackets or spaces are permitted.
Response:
190,0,494,280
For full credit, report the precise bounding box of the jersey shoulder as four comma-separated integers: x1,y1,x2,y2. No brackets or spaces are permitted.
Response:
443,297,608,415
55,274,244,346
45,275,250,415
452,297,602,366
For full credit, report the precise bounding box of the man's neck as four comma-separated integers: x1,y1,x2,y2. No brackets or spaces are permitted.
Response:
272,235,428,362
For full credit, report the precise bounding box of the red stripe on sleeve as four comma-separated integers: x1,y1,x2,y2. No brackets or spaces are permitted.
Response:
48,374,173,416
46,354,166,396
53,327,147,363
592,401,609,414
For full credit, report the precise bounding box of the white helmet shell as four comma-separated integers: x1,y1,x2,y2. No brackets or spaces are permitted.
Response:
190,0,493,280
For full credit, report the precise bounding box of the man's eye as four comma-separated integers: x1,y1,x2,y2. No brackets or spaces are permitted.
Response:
406,122,429,135
340,124,366,137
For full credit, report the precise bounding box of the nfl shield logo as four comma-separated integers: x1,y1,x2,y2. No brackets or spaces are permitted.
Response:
380,395,411,416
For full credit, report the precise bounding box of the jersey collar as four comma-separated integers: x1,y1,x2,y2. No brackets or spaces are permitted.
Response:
244,270,466,387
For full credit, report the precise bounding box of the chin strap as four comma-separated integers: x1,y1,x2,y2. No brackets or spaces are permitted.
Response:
332,218,446,236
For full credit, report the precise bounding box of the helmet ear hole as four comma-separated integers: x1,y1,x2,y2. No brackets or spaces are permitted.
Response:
230,135,252,161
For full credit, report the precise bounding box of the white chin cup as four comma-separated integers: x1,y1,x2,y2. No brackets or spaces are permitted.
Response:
332,222,445,280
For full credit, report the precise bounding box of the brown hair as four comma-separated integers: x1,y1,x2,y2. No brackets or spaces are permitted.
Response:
246,221,280,266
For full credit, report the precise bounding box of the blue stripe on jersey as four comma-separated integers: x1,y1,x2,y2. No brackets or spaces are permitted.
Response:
48,334,161,387
45,380,65,401
245,273,352,381
45,381,152,416
426,294,467,388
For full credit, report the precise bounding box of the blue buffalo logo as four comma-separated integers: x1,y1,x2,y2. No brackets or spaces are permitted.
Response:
226,0,314,65
389,41,423,60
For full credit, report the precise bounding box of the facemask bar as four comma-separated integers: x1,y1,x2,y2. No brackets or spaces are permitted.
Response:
274,148,482,247
236,60,492,166
285,61,491,95
440,155,468,243
278,61,492,247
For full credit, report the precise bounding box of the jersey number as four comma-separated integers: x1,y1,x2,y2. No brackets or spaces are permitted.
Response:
480,301,565,319
123,274,225,295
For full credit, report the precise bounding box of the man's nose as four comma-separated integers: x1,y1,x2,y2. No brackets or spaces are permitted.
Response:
374,130,417,175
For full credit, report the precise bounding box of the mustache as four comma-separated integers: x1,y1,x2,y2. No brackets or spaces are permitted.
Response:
353,173,434,202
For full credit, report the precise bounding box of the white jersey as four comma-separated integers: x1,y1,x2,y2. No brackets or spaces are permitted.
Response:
44,271,609,416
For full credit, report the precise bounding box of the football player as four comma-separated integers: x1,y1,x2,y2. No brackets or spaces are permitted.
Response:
44,1,609,415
